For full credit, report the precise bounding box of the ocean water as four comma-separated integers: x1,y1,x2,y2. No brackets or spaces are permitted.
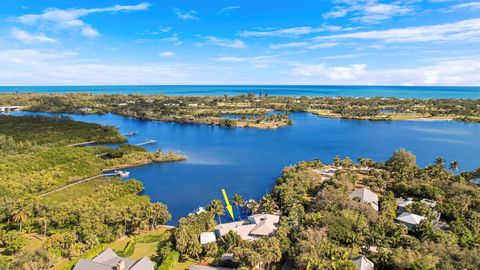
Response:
1,85,480,98
14,111,480,224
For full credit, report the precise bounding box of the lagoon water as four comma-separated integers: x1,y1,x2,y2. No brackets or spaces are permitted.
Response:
15,111,480,224
2,85,480,99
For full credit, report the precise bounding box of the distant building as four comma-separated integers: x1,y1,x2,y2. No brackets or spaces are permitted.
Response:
73,248,154,270
0,106,22,112
352,256,374,270
215,214,280,241
79,107,92,112
349,188,379,211
420,198,437,208
396,212,425,230
396,197,414,214
200,232,217,245
314,167,336,181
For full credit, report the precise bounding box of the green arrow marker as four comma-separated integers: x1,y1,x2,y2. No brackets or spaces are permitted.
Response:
222,188,235,220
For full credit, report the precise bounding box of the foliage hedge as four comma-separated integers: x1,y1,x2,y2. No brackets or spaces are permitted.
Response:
156,251,179,270
117,231,169,257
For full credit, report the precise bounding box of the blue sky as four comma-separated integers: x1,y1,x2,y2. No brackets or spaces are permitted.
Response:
0,0,479,85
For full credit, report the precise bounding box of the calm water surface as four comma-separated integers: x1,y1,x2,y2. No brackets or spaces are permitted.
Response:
2,85,480,99
14,112,480,224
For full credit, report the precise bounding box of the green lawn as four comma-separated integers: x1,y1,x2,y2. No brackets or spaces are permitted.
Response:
129,242,158,260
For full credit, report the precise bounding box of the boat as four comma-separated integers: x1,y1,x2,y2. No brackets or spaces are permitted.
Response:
124,131,138,136
191,206,206,215
114,170,130,178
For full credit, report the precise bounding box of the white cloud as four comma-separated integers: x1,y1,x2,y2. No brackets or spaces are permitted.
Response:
215,56,248,62
238,25,348,38
292,63,367,79
1,49,480,86
269,42,337,50
323,9,348,19
158,33,182,45
315,18,480,43
200,36,247,49
175,9,199,20
289,58,480,85
11,28,57,44
0,49,192,85
159,51,175,57
215,55,275,68
15,2,150,37
449,2,480,10
219,6,240,14
323,0,413,24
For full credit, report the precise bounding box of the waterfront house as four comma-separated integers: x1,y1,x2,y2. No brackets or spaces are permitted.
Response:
351,256,374,270
396,212,425,230
349,188,379,211
396,197,414,214
200,232,217,244
73,248,154,270
215,214,280,241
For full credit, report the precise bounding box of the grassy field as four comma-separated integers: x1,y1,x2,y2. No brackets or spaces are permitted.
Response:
129,242,159,260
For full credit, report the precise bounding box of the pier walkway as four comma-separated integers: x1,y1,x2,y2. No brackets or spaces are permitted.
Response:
37,172,122,197
67,141,96,147
135,139,156,146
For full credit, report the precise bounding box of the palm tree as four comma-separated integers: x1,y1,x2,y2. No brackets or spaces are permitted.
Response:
246,199,260,214
260,195,278,214
449,161,459,172
219,231,242,253
208,200,225,224
232,194,245,219
435,156,445,168
36,215,48,239
12,208,31,232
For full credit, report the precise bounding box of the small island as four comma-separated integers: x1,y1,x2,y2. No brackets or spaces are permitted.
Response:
1,93,479,129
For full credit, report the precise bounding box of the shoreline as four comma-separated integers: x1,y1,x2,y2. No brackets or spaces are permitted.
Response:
104,154,187,172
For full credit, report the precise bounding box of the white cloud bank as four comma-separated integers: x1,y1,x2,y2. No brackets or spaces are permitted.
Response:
315,18,480,43
290,58,480,85
11,28,57,44
175,9,199,20
238,25,348,38
0,49,479,86
199,36,247,48
323,0,413,24
15,2,151,37
159,51,176,57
